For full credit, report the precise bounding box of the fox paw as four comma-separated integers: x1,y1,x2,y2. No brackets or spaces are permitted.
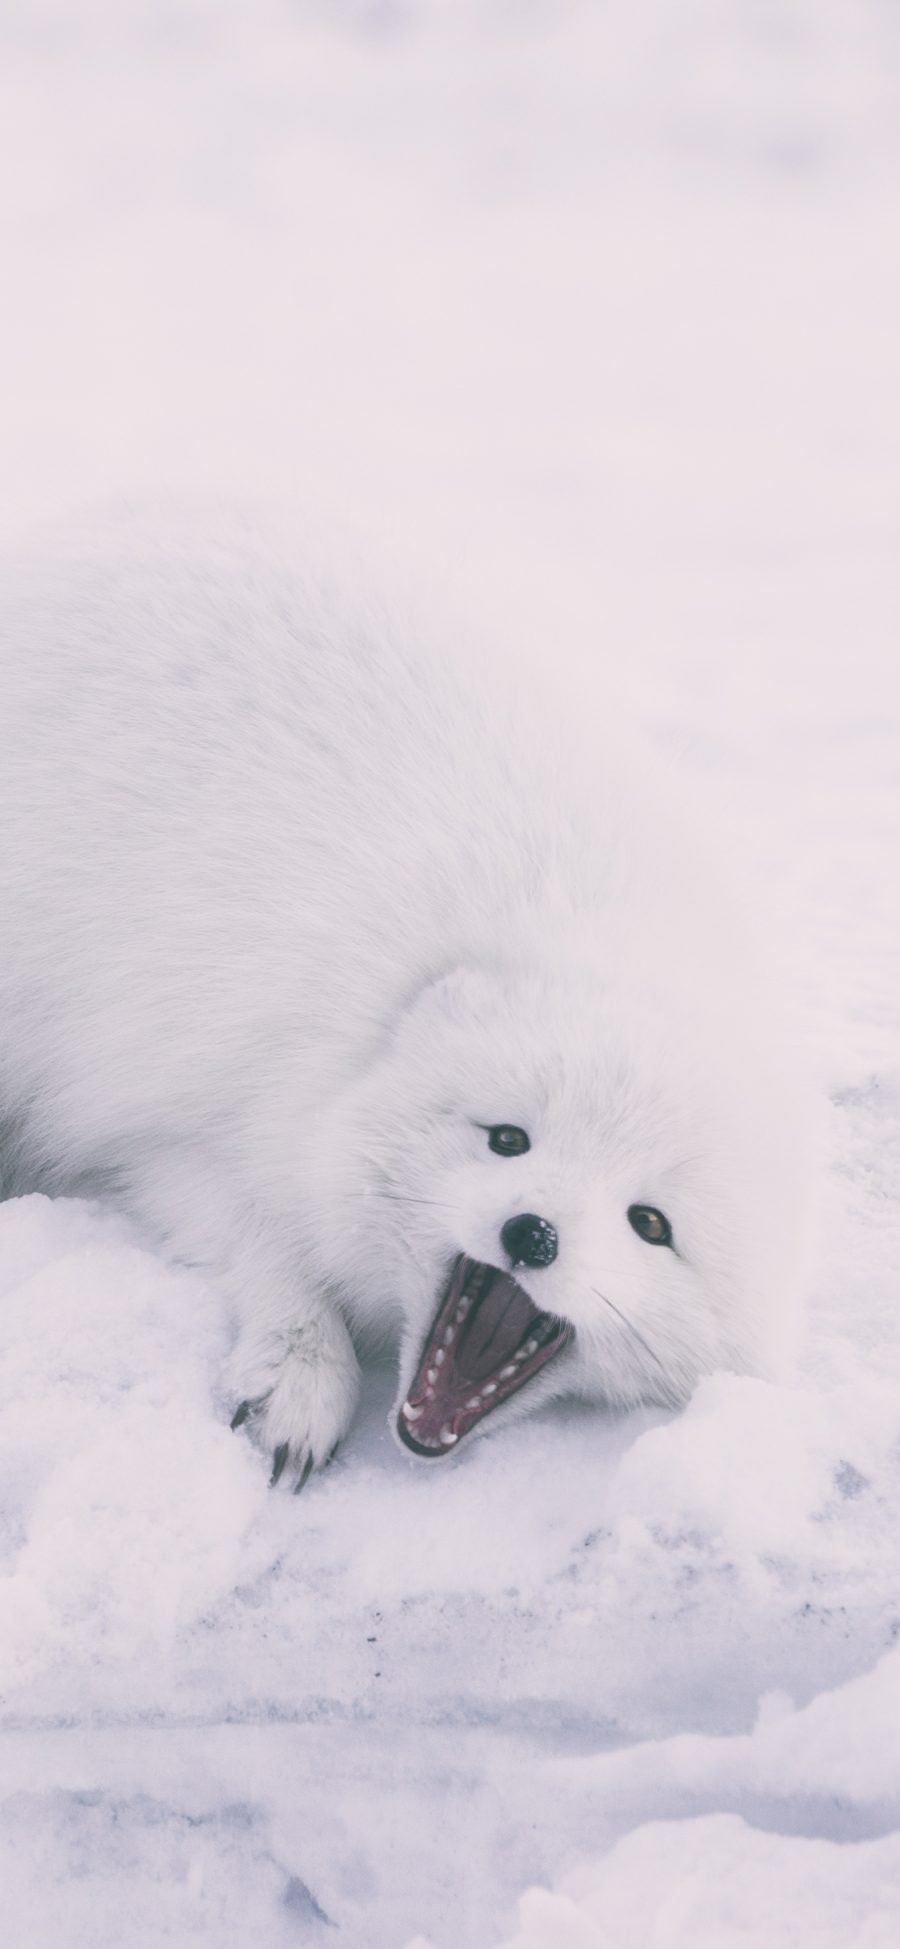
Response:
229,1312,360,1492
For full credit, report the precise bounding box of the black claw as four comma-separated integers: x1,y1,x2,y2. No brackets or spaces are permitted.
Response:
270,1442,290,1487
293,1453,314,1495
230,1400,252,1430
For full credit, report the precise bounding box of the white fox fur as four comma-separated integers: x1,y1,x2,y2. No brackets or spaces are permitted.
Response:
0,512,817,1478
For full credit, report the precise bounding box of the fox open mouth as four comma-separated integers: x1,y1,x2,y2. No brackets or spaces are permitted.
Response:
397,1254,574,1457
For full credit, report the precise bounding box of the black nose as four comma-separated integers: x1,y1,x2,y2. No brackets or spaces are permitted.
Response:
500,1213,559,1270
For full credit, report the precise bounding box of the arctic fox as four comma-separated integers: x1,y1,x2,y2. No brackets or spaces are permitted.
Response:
0,515,816,1485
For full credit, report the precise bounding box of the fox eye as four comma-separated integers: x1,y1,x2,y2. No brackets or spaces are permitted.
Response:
627,1203,672,1247
488,1125,530,1157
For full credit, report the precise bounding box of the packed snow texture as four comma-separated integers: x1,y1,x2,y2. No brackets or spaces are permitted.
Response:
2,3,900,1946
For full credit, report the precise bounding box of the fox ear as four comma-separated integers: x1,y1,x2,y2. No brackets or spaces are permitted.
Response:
406,964,499,1029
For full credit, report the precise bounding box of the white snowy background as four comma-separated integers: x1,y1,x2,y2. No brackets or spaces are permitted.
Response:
2,3,900,1945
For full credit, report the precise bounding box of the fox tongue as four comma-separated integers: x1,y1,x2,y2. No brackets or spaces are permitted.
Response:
397,1255,573,1457
452,1272,538,1383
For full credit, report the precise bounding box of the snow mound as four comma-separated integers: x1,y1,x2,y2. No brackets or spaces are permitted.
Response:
0,1196,267,1693
488,1815,900,1949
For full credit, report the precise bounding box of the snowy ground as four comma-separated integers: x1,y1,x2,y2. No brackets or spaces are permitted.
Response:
2,4,900,1945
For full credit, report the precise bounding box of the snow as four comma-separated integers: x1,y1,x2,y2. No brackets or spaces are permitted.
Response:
2,2,900,1946
492,1819,900,1949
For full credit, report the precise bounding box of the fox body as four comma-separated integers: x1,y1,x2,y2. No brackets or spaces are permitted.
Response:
0,517,816,1479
